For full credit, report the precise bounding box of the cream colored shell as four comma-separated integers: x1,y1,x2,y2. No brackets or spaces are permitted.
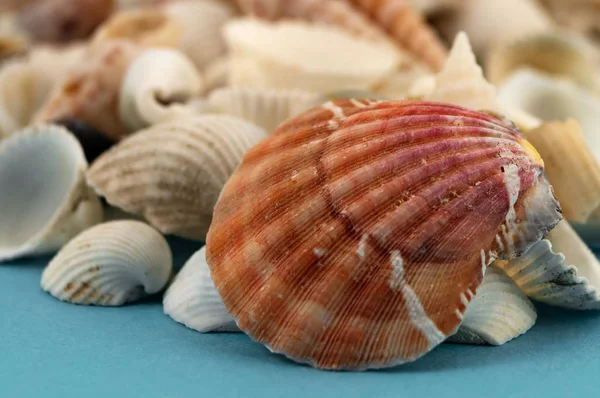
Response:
447,267,536,345
86,115,268,240
119,48,205,133
206,87,322,133
203,56,230,93
163,246,238,333
41,220,173,306
224,18,401,93
0,125,103,262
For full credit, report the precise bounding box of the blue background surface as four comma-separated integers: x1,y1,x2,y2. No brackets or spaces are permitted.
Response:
2,237,600,398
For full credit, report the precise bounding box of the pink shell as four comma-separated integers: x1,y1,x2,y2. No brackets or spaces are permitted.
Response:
206,100,561,370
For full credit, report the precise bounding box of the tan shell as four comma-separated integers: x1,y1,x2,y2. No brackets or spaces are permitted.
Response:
87,115,268,240
34,40,142,141
93,8,182,47
537,0,600,39
425,32,496,111
203,56,230,92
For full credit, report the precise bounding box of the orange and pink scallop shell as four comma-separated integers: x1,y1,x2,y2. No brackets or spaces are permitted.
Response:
206,99,562,370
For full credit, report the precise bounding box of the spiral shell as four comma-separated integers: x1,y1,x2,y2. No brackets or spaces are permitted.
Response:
163,246,238,333
87,115,268,240
119,48,205,133
447,266,536,345
207,87,322,133
225,18,401,93
206,99,561,369
34,40,142,141
0,124,103,262
41,221,173,306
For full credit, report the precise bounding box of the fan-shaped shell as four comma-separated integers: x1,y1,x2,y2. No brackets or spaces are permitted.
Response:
93,8,183,47
164,0,235,71
224,18,401,93
486,32,598,90
34,40,142,141
425,32,496,111
15,0,113,43
206,99,561,370
41,221,173,306
87,115,268,240
496,221,600,310
119,48,205,133
164,246,238,332
207,87,323,133
447,266,536,345
0,124,103,262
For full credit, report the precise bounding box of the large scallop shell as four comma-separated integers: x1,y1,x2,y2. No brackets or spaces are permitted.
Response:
206,99,562,370
346,0,448,71
224,18,401,93
15,0,114,43
0,124,103,262
446,266,536,345
163,0,235,71
41,220,173,306
496,220,600,310
425,32,496,111
163,246,238,333
34,40,141,141
119,48,205,133
93,8,182,47
87,115,268,240
206,87,322,133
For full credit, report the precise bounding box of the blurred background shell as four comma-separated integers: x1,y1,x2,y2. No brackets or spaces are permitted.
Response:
86,114,267,240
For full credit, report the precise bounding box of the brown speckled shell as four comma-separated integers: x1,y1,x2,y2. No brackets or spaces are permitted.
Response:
206,100,561,370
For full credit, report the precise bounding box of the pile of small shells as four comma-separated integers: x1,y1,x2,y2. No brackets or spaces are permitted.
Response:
3,0,600,371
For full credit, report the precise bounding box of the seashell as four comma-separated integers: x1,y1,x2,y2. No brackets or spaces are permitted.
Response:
206,87,323,133
206,99,562,370
41,220,173,306
93,8,182,47
53,119,116,163
373,63,432,100
486,32,599,90
163,0,236,71
234,0,386,42
434,0,554,57
0,34,27,62
34,39,142,142
537,0,600,39
119,48,205,133
225,18,401,93
523,120,600,224
0,124,103,262
494,103,542,132
425,32,496,111
15,0,114,43
408,0,464,15
87,115,268,240
497,68,600,163
204,56,229,93
164,246,238,333
446,266,536,345
346,0,448,71
496,220,600,310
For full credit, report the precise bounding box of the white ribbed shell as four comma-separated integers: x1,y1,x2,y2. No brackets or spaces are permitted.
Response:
164,246,238,332
86,115,268,240
448,267,537,345
0,125,103,262
41,220,172,306
207,87,322,133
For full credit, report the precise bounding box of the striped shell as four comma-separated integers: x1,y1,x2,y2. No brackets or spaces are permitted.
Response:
87,115,268,240
34,40,141,141
41,221,173,306
206,99,562,370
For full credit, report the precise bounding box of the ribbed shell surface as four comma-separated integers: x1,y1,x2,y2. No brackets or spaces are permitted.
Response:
206,99,561,369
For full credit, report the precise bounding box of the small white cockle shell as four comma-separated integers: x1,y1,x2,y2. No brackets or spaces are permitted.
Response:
163,246,237,333
119,48,205,133
447,266,537,345
0,124,103,262
41,220,173,306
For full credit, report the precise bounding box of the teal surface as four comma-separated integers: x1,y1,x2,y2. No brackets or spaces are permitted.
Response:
2,238,600,398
